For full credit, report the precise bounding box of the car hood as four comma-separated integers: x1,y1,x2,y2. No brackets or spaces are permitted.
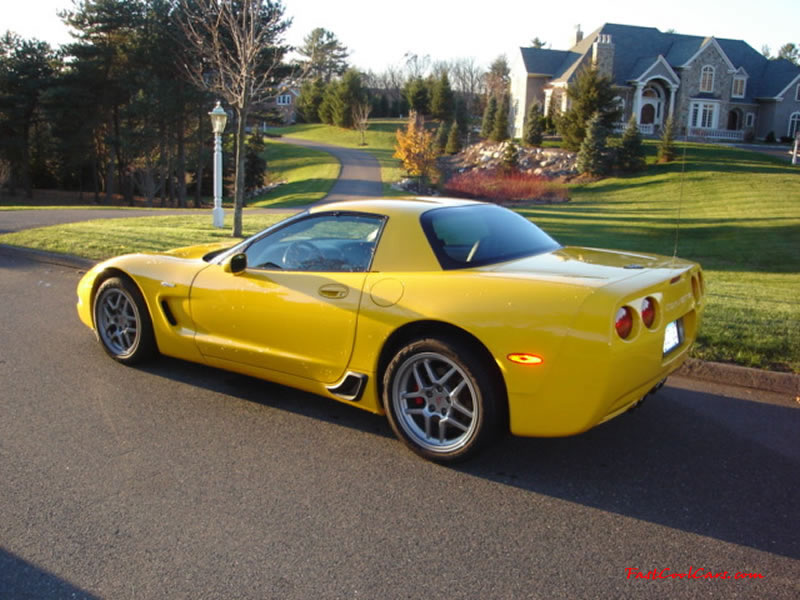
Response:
160,241,236,260
480,246,693,286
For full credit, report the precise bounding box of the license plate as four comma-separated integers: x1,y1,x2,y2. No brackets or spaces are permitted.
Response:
663,319,683,355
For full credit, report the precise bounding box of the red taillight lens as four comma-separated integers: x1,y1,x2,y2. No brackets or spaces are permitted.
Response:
641,297,656,328
615,306,633,339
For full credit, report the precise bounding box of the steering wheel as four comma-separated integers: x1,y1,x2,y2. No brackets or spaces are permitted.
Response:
282,240,324,269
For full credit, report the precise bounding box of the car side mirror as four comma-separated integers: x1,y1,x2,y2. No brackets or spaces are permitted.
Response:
224,253,247,275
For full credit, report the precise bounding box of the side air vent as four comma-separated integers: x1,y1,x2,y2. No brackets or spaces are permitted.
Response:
326,372,368,402
160,300,178,326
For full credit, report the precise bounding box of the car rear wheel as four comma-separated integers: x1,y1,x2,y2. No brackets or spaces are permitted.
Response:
382,337,501,462
93,277,156,365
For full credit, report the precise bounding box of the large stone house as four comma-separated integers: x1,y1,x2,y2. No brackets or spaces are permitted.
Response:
510,23,800,142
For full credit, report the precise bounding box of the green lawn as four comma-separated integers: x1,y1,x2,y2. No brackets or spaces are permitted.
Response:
1,139,797,373
516,142,800,372
0,214,289,261
248,139,340,207
272,119,407,197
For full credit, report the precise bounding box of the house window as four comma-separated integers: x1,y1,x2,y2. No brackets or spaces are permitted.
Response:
732,77,746,98
690,101,717,129
789,112,800,138
745,113,755,128
700,66,715,93
276,94,292,106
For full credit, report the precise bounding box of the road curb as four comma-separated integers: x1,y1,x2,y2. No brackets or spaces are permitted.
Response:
2,243,798,396
0,244,95,270
677,358,799,396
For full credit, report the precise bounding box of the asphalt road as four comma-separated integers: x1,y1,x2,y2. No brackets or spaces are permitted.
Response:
1,251,799,599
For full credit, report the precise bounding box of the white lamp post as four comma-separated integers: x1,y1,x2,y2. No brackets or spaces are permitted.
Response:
209,101,228,228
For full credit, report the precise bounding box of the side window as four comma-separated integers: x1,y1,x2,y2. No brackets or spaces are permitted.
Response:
244,213,383,272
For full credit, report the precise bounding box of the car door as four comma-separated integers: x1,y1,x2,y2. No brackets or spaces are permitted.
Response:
189,212,384,384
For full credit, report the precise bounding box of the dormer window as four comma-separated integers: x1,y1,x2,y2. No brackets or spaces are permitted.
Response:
732,77,746,98
700,65,715,93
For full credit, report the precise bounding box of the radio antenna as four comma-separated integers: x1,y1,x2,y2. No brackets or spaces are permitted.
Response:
672,130,690,260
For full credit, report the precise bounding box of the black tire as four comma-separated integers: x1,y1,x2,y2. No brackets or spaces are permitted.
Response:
93,276,157,365
382,336,502,463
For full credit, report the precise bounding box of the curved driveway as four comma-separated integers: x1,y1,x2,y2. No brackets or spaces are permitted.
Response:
280,136,383,203
0,138,383,234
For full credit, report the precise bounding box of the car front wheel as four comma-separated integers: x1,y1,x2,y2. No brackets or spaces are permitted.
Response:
382,337,502,462
93,276,156,365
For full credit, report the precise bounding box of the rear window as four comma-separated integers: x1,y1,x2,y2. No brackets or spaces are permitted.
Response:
420,204,560,269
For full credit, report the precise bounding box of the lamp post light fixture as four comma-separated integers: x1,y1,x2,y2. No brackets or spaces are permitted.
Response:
209,101,228,228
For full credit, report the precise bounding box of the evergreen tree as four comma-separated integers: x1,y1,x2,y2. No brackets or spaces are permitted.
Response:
318,81,337,124
618,114,646,172
446,121,462,154
522,101,544,147
296,27,349,81
577,112,609,176
331,69,366,128
491,94,510,142
430,72,455,121
405,77,429,114
244,132,266,192
434,120,450,154
557,67,621,151
500,141,518,172
480,95,497,138
296,77,325,123
658,115,677,163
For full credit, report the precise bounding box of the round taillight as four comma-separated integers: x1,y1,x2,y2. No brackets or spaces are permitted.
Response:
641,297,656,328
615,306,633,339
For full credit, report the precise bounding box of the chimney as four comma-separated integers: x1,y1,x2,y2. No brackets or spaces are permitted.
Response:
592,34,615,77
573,25,583,47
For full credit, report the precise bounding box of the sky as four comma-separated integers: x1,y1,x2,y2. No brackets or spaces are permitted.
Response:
5,0,799,73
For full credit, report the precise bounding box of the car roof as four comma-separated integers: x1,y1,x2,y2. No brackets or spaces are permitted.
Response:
308,197,484,218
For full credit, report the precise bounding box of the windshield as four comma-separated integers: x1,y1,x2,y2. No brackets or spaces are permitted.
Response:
420,204,560,269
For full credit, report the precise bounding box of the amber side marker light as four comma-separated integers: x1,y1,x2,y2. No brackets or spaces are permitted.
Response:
507,353,544,365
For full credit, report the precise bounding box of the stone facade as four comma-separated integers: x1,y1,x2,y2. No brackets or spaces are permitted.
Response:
510,23,800,142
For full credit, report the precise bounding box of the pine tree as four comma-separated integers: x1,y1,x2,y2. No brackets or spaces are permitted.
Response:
522,102,543,147
431,72,455,121
244,132,267,192
435,120,450,154
480,96,497,138
557,67,622,151
405,77,429,114
618,114,646,172
501,141,518,172
577,112,609,176
318,81,337,124
491,94,510,142
331,69,366,128
446,121,462,154
658,115,677,163
296,78,325,123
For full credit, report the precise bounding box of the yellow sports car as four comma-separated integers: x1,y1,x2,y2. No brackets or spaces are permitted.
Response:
77,198,704,462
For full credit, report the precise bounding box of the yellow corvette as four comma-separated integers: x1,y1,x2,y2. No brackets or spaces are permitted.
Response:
77,198,704,462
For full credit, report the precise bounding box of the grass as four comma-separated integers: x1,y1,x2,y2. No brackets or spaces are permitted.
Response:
272,119,407,197
516,141,800,372
0,214,289,261
248,139,339,207
2,138,797,372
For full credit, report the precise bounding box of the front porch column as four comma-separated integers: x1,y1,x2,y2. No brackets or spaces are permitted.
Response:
668,85,677,120
633,83,644,124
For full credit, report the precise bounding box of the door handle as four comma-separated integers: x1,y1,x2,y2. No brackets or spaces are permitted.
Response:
318,284,348,299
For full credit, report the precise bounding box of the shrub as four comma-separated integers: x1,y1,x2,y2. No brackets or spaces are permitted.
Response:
617,114,646,172
491,94,510,142
500,141,518,172
435,121,450,154
765,131,776,143
443,169,568,203
394,112,439,183
657,116,677,163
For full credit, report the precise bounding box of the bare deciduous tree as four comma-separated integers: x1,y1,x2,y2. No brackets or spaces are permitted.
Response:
176,0,290,237
353,102,372,146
